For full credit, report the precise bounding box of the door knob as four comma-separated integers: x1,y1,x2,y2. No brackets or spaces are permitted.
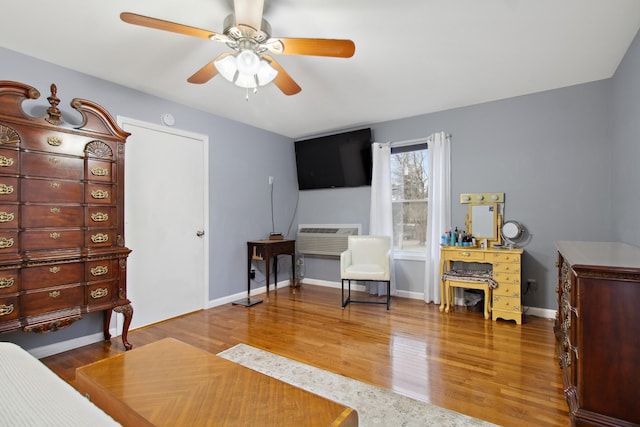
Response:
196,230,205,237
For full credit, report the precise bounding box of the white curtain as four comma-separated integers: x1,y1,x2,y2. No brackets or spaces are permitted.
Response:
369,142,396,295
424,132,451,304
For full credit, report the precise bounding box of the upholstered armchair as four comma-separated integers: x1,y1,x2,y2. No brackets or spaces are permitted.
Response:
340,235,391,310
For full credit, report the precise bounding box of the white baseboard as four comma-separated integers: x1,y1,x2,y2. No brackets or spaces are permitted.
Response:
28,330,116,359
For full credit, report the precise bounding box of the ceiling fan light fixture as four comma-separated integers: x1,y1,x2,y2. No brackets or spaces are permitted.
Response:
256,59,278,86
214,55,238,82
234,72,258,89
236,49,261,75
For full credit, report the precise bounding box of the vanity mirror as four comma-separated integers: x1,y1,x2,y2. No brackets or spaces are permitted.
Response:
460,192,504,246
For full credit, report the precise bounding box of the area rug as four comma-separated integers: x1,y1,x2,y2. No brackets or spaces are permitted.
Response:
217,344,498,427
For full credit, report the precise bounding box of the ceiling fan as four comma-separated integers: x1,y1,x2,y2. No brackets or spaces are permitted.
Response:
120,0,355,96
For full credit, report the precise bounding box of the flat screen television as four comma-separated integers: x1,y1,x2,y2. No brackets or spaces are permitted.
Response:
294,128,372,190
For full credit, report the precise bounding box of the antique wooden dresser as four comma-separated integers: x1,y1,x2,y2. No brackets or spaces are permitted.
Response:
555,241,640,426
0,81,133,349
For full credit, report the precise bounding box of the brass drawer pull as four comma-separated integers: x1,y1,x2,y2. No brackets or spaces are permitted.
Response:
91,167,109,176
49,266,61,273
50,182,61,190
49,290,61,298
0,237,14,248
91,189,109,199
0,212,15,222
47,136,62,146
90,288,109,299
0,184,14,195
0,304,14,316
0,155,14,167
91,265,109,276
50,207,61,214
0,277,14,289
91,233,109,243
91,212,109,222
49,156,60,165
50,232,61,240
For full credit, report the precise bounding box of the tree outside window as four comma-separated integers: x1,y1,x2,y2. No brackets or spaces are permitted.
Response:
391,145,428,252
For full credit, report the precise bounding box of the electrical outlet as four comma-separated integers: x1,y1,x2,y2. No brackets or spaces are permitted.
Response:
250,269,256,279
268,176,273,185
527,279,538,292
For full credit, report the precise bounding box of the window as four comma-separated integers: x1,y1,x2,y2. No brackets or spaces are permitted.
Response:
391,142,428,255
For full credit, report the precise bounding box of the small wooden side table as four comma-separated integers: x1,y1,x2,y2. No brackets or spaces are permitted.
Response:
234,239,296,307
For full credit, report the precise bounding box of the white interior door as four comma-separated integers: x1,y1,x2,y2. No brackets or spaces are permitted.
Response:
118,117,208,331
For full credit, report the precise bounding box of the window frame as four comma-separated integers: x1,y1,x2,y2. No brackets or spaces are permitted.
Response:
390,138,428,261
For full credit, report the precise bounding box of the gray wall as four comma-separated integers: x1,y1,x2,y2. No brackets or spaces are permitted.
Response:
612,29,640,244
299,29,640,311
0,48,297,351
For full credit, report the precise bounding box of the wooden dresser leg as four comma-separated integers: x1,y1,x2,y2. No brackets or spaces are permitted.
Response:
113,304,134,350
103,309,113,342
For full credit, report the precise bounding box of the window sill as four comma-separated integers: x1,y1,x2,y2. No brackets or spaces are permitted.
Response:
393,251,427,261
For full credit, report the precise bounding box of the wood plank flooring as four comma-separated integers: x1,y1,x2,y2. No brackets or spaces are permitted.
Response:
41,285,570,427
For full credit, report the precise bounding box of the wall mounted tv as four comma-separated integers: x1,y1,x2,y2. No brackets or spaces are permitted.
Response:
294,128,372,190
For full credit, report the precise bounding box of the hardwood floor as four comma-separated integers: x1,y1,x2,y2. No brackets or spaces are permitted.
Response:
42,285,570,427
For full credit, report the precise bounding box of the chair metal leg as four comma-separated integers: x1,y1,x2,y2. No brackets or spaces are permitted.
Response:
386,280,391,310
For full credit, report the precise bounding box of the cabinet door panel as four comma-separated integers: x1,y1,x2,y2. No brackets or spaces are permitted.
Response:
21,229,84,251
21,152,83,180
21,205,84,228
21,285,84,316
21,179,83,203
21,262,84,290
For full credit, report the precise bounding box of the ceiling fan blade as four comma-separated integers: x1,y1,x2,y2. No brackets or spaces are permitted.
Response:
233,0,264,32
263,55,301,96
120,12,228,42
187,53,233,84
267,38,355,58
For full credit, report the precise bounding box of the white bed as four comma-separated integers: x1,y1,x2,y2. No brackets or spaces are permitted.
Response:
0,342,121,427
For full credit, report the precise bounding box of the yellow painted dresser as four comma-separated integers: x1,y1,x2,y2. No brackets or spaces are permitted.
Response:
439,246,523,324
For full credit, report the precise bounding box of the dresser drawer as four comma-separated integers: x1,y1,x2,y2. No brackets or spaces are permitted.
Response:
0,205,18,228
87,280,116,306
492,295,521,313
0,231,18,254
493,271,521,285
0,177,18,202
0,296,19,321
21,178,83,203
21,205,84,228
86,259,115,281
493,262,521,274
17,129,87,156
85,229,116,248
87,159,114,183
445,250,486,262
86,183,113,204
21,229,84,251
0,148,19,174
21,284,84,316
0,269,19,294
493,281,521,298
86,207,116,227
488,252,521,263
21,151,83,180
21,262,84,290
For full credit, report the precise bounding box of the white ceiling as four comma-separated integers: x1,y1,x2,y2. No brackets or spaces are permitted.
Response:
2,1,640,139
